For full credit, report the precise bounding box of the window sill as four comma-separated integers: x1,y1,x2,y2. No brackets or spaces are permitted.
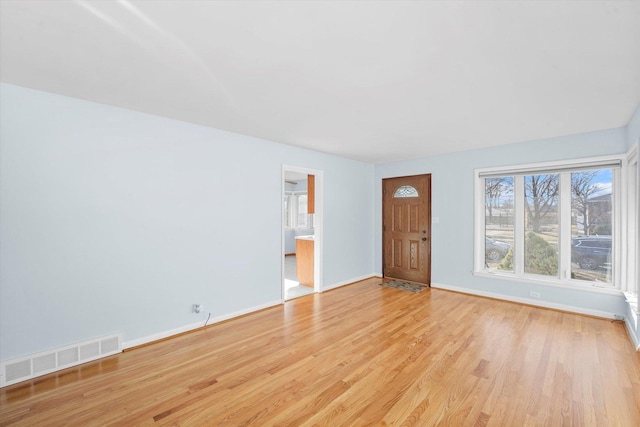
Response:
473,270,624,296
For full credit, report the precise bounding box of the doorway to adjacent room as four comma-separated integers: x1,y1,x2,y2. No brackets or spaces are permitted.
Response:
282,166,323,300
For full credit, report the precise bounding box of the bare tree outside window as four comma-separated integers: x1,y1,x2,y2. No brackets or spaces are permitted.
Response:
571,171,603,236
571,169,612,283
525,174,558,232
524,174,559,277
485,177,506,222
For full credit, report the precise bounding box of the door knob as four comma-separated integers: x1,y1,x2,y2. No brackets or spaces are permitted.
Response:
422,237,427,241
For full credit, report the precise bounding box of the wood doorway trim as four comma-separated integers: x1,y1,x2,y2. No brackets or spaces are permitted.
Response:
382,174,432,285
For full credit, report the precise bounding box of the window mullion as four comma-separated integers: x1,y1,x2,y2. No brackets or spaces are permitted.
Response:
559,173,572,281
514,176,525,276
477,177,487,271
632,150,640,296
612,168,621,288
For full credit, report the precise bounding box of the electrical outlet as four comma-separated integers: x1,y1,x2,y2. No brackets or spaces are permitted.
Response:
193,304,203,314
529,291,541,298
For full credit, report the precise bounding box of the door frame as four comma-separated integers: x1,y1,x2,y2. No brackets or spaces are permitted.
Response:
282,165,323,300
382,173,432,285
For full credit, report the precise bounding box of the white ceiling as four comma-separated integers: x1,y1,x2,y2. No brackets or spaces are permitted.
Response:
1,1,639,163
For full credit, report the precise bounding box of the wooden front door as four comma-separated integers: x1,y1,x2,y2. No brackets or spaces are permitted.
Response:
383,174,431,285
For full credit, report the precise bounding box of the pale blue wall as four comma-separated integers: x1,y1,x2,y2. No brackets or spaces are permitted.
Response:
0,83,375,361
375,128,629,316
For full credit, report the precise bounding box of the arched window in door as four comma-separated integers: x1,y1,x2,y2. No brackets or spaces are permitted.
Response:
393,185,419,198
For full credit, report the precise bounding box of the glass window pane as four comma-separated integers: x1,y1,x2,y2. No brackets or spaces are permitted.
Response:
485,177,514,271
571,169,612,283
297,195,308,228
524,174,559,277
393,185,419,198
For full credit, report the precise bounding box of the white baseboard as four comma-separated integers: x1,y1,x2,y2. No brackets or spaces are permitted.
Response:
431,282,619,320
122,300,282,350
322,273,379,292
624,320,640,351
125,272,382,349
624,311,640,351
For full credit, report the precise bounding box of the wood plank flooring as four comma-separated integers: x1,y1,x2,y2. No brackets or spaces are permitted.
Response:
1,278,639,426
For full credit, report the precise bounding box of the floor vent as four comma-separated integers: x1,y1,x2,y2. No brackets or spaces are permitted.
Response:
1,333,121,388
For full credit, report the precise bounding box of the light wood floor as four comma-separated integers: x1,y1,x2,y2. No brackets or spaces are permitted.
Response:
2,278,639,426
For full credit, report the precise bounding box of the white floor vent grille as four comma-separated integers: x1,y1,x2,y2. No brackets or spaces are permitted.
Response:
1,333,121,388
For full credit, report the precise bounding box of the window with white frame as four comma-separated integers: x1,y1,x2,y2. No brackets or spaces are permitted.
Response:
475,156,623,290
297,194,309,228
625,144,639,306
284,191,313,229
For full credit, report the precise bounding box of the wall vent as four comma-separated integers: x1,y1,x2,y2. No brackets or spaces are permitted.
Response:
1,333,121,388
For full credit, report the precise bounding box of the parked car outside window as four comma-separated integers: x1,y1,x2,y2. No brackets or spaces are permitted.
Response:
571,236,612,270
485,237,511,262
